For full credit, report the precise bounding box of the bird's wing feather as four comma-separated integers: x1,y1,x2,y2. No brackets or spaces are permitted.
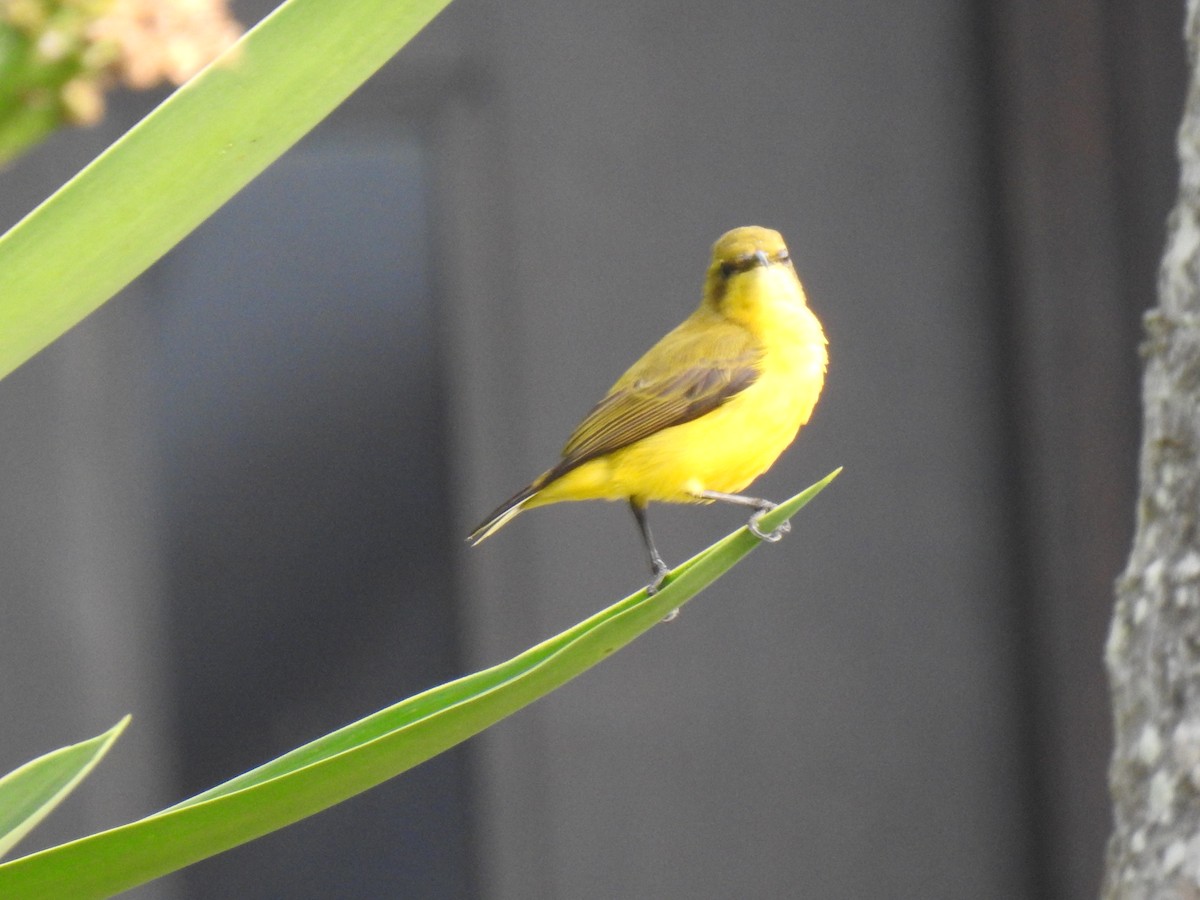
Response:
559,317,763,467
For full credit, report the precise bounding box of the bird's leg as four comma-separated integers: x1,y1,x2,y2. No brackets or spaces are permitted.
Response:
630,499,670,588
693,490,790,542
630,500,679,619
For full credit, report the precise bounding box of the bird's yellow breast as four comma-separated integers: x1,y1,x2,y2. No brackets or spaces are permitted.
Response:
535,268,827,506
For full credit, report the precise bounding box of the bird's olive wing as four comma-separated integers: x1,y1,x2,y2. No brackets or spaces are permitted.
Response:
559,323,763,467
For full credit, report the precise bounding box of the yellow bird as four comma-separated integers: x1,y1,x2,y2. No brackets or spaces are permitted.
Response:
468,225,828,590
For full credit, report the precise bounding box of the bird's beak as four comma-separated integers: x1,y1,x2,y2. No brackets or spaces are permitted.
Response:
753,250,770,268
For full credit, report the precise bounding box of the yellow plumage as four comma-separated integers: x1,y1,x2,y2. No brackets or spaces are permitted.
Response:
468,225,828,584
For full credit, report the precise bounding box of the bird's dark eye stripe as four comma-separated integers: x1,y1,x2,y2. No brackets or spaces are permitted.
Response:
719,249,789,278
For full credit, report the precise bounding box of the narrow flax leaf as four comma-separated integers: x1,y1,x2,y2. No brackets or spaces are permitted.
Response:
0,470,840,900
0,0,454,383
0,718,129,860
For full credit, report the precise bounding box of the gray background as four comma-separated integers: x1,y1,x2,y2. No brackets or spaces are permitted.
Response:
0,0,1183,897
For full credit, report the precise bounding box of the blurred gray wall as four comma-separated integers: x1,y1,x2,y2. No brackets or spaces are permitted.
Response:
0,0,1183,898
447,2,1030,897
0,107,180,899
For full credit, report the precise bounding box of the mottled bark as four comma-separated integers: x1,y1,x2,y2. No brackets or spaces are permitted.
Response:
1104,4,1200,897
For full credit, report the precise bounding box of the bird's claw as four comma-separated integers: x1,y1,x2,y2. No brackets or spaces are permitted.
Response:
646,567,679,621
646,568,669,596
748,507,790,543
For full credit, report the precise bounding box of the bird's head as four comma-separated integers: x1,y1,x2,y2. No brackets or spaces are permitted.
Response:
703,226,804,320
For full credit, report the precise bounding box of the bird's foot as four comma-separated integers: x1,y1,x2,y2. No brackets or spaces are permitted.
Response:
646,565,680,621
748,505,790,543
646,566,669,595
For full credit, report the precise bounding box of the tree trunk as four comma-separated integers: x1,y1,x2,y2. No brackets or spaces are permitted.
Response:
1104,4,1200,897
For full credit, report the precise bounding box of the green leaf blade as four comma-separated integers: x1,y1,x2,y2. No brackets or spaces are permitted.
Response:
0,0,454,382
0,471,839,899
0,717,130,860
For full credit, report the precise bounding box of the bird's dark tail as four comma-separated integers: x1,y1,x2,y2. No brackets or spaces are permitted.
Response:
466,479,543,545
